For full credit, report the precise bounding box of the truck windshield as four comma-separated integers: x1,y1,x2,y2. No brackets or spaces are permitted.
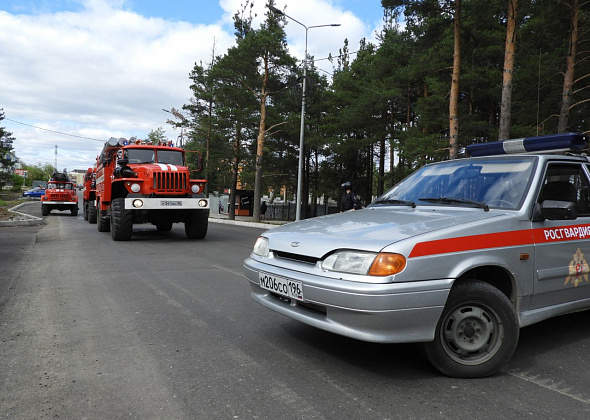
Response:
47,183,73,190
127,149,155,164
126,149,184,166
374,157,537,210
156,150,184,166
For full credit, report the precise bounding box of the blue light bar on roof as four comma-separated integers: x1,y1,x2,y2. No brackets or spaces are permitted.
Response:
466,133,588,157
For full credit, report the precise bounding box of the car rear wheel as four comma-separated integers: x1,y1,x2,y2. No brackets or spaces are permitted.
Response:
423,279,519,378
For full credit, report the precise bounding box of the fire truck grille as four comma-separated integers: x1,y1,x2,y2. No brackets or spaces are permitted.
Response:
153,171,187,192
48,193,72,201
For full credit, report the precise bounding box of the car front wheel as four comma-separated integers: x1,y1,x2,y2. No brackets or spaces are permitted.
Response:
423,279,519,378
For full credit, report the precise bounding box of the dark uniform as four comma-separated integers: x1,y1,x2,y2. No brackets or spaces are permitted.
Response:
341,182,361,211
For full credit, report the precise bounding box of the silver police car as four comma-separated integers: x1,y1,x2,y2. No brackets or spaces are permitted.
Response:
244,133,590,378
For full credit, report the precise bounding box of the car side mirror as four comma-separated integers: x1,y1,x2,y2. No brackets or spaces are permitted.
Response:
532,200,577,222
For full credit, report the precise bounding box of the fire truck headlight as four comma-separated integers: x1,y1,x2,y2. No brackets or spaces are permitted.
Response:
198,199,208,208
130,183,141,193
132,199,144,208
191,184,200,194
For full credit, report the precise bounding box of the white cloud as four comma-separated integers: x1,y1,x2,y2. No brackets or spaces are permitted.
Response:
1,1,234,169
1,0,381,171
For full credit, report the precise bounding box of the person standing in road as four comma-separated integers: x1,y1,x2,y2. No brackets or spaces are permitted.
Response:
340,182,361,211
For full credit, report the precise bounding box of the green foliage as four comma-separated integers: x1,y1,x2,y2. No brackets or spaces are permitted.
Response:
11,174,23,192
23,163,54,185
147,127,167,144
0,109,16,188
175,0,590,218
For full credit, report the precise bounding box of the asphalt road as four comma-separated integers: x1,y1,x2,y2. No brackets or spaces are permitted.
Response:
1,202,590,419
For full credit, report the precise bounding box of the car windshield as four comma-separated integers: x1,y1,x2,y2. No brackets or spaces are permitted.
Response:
373,157,537,210
126,148,184,166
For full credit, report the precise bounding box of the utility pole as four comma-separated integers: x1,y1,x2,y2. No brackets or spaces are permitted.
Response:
54,145,58,172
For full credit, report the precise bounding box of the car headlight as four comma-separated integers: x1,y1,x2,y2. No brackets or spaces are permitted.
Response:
252,237,269,257
191,184,200,193
322,251,406,276
130,183,141,193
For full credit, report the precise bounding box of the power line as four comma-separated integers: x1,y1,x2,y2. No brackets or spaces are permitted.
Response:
5,118,105,142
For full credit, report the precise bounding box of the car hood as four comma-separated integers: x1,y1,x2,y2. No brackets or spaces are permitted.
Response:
265,207,507,258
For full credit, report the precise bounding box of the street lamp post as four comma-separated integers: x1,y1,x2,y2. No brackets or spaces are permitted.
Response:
269,6,340,221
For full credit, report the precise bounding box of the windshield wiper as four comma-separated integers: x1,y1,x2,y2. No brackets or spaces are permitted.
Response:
419,197,489,212
373,199,416,208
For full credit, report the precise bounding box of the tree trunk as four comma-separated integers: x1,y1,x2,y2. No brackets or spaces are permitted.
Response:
378,135,385,196
448,0,462,159
558,0,579,133
498,0,518,140
228,121,241,221
253,54,269,222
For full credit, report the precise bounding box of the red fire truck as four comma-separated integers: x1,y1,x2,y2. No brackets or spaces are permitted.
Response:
94,137,209,241
41,172,79,216
82,167,97,223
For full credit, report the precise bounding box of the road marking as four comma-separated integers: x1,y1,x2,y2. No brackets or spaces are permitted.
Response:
506,369,590,404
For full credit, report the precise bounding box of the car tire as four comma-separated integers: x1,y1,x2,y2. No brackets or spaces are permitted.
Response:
41,204,50,216
185,209,209,239
110,197,133,241
71,206,78,217
88,200,97,224
423,279,519,378
83,202,89,220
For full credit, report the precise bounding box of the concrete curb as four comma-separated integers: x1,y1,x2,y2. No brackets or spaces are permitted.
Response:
0,202,44,227
208,217,285,230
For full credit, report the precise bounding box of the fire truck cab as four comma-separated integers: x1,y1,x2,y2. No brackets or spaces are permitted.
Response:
95,137,209,241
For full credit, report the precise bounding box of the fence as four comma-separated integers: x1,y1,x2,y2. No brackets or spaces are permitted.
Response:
263,202,339,221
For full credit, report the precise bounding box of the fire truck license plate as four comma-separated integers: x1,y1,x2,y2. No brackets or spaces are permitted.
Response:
161,200,182,206
259,272,303,301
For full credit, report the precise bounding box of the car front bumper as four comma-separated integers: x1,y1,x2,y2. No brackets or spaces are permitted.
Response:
244,257,453,343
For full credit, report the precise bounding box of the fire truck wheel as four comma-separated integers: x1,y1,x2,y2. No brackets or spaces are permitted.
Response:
83,202,89,220
97,205,110,232
423,279,519,379
88,201,97,224
41,204,50,216
185,209,209,239
111,198,133,241
71,206,78,217
156,220,173,232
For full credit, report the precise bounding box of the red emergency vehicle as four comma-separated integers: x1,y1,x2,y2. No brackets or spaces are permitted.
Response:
94,137,209,241
82,167,97,223
41,172,79,216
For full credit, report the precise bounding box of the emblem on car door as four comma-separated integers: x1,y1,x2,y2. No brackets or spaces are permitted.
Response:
291,242,300,247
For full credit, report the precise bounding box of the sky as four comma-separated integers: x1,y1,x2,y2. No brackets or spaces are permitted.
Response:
1,0,387,172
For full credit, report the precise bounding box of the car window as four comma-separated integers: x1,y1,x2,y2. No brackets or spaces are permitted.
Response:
539,163,590,217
